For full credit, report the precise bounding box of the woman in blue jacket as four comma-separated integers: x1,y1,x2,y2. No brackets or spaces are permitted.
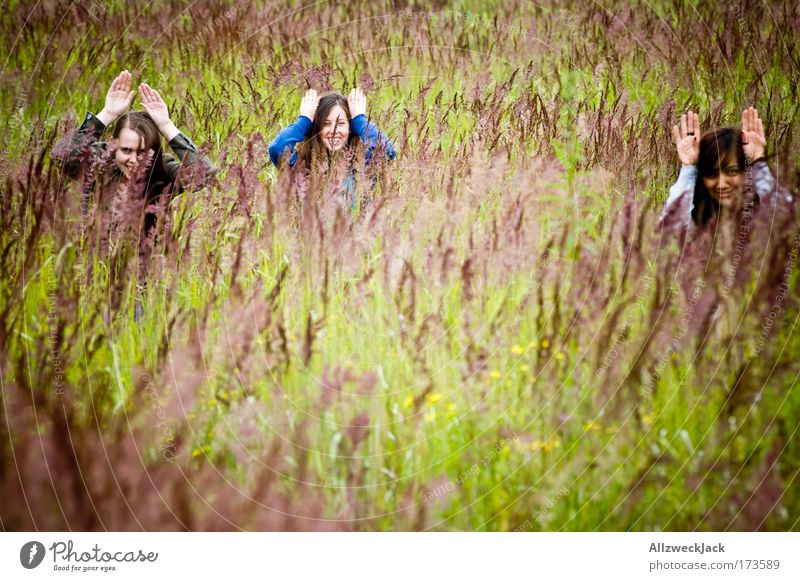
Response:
268,88,396,209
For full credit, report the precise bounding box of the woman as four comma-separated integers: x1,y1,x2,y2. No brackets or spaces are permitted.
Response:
662,107,778,235
268,88,396,209
53,70,214,318
54,69,214,228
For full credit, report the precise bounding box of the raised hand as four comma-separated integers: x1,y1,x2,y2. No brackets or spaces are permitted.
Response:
348,87,367,118
299,89,319,120
138,84,170,128
98,70,135,125
741,106,766,162
671,111,700,167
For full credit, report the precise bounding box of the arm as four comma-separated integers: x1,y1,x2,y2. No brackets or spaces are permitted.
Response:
268,89,319,167
741,107,780,201
267,116,313,167
138,83,214,188
661,110,700,228
52,70,135,179
350,114,397,164
662,165,697,226
51,112,107,179
163,132,216,187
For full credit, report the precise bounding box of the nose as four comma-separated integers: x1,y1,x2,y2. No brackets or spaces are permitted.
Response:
718,173,728,189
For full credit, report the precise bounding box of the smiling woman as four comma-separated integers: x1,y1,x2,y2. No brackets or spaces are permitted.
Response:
662,107,779,234
53,70,214,218
268,87,396,209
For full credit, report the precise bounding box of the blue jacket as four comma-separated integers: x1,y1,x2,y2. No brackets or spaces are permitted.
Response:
268,114,396,168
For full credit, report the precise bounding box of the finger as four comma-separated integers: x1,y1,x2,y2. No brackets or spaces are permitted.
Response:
126,90,135,105
757,118,764,138
138,84,148,103
743,107,750,133
691,111,699,137
680,113,687,138
672,125,681,145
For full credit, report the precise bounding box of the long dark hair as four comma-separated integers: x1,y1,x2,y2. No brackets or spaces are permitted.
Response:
691,127,747,226
111,111,172,200
297,93,359,170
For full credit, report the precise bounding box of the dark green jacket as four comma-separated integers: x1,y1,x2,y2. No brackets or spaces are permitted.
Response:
55,110,214,195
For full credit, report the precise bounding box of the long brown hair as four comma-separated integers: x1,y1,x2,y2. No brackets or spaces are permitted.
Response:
297,93,359,170
691,127,749,226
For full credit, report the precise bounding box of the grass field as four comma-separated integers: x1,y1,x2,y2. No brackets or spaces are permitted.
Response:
2,0,800,531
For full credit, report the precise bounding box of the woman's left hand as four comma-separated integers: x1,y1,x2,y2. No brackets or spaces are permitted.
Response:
139,83,179,140
348,87,367,118
742,106,766,162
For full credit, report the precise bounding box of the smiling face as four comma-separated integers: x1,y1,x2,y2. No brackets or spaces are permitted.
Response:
113,127,148,179
321,105,350,152
702,157,744,209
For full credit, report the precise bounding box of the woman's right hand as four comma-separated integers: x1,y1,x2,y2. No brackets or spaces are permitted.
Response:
299,89,319,121
97,70,135,126
672,110,700,167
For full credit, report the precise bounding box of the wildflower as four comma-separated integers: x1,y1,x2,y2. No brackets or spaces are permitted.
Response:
489,370,502,379
426,393,443,405
541,339,549,349
543,437,561,452
582,420,601,432
403,395,414,408
555,352,565,361
511,344,525,355
642,413,654,426
519,364,529,373
446,403,457,418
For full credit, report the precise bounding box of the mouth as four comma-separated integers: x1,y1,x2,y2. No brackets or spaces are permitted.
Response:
326,137,343,149
716,189,733,199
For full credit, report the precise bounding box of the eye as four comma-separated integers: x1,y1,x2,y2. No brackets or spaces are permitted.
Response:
724,167,742,176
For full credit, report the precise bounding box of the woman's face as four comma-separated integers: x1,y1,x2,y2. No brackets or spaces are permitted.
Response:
321,105,350,151
113,127,147,179
702,157,744,209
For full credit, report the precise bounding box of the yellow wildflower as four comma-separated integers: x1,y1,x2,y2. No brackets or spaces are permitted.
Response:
489,370,502,379
511,344,525,355
583,420,601,432
642,413,654,426
541,339,550,349
519,364,530,373
555,352,565,361
426,393,444,405
403,396,414,408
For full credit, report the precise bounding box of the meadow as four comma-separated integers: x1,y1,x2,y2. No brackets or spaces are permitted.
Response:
1,0,800,531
